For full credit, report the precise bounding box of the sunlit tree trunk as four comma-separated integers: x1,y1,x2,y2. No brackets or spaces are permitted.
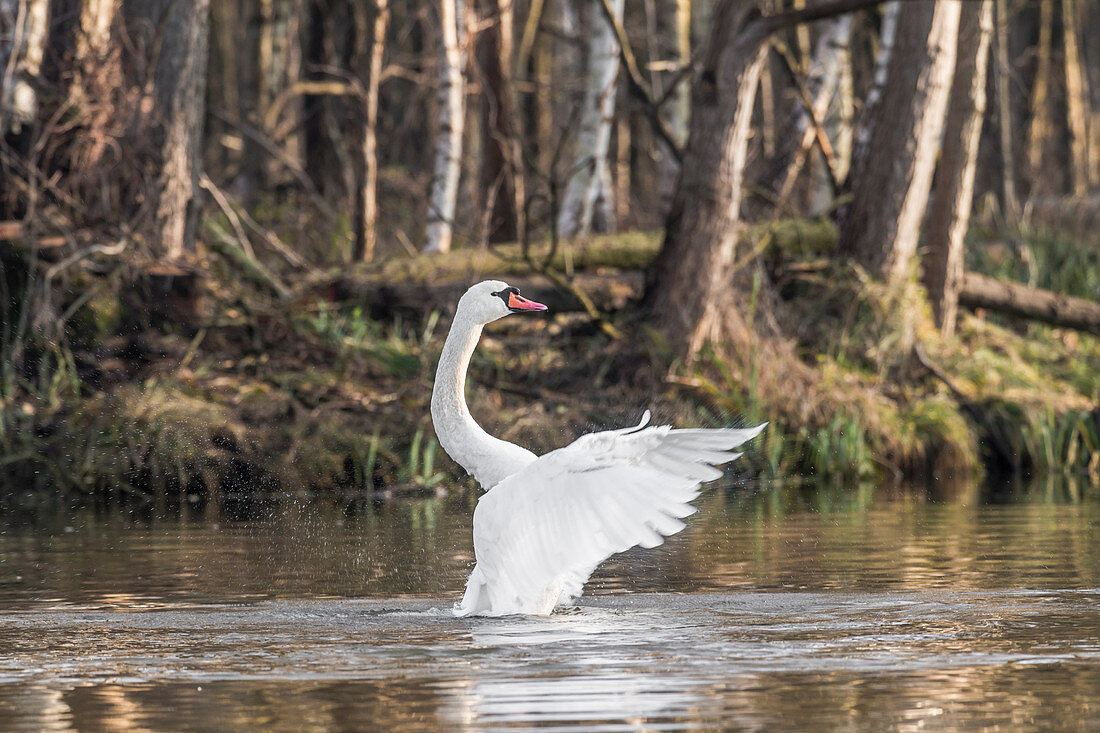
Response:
802,16,852,211
1087,0,1100,188
994,0,1019,221
645,0,766,360
124,0,211,259
352,0,389,262
0,0,50,136
1061,0,1089,197
424,0,468,254
923,0,993,335
838,0,960,283
557,0,624,239
71,0,120,108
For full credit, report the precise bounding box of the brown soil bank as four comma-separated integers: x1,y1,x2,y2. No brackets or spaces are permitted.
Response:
2,222,1099,503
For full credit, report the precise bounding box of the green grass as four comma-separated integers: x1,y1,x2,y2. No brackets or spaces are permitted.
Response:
968,221,1100,299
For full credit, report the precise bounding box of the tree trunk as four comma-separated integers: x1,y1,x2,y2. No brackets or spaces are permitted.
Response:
669,0,691,147
645,0,767,360
237,0,267,195
0,0,50,136
424,0,468,254
1026,0,1054,196
352,0,389,263
809,15,852,210
124,0,211,259
776,14,851,212
302,2,352,199
557,0,624,239
994,0,1019,222
656,0,691,206
479,0,520,243
1087,0,1100,188
838,0,960,283
851,1,897,168
1061,0,1089,197
923,0,993,336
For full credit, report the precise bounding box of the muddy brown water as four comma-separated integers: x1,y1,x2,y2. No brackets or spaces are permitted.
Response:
1,483,1098,731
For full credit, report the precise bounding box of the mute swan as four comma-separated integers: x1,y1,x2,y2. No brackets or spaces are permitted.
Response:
432,280,765,616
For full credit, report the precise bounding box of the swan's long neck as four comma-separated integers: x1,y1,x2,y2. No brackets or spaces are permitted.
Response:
431,310,536,489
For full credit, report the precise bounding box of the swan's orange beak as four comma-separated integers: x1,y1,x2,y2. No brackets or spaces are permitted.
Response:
507,292,548,312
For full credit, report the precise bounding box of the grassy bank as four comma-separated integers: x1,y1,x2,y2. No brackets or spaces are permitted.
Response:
2,214,1099,504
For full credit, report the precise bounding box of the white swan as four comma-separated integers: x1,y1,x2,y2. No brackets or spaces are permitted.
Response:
432,280,766,616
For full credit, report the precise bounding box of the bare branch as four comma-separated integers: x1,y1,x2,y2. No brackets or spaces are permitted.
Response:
596,0,684,162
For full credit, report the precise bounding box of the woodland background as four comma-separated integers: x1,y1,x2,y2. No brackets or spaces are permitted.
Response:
2,0,1100,502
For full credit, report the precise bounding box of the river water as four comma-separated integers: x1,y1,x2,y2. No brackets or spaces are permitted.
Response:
1,482,1098,730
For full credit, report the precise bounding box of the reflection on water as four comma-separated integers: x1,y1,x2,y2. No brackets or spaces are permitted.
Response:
1,482,1098,731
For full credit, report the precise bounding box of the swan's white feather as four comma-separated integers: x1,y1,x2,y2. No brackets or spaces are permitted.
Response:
454,417,766,616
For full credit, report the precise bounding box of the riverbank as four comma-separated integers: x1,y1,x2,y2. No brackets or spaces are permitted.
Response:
2,215,1099,503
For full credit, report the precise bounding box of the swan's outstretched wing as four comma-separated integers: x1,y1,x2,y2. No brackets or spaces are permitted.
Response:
467,412,765,615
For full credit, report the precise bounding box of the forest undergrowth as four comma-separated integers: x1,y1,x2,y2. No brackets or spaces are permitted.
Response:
2,203,1099,506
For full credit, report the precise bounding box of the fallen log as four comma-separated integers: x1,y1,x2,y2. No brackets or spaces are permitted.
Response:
321,219,835,315
323,221,1100,337
960,272,1100,336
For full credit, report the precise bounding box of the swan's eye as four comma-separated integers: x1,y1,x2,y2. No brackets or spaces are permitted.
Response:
491,287,519,303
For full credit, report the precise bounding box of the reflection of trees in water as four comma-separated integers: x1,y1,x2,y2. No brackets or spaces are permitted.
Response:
649,485,1100,593
3,662,1097,730
0,495,472,604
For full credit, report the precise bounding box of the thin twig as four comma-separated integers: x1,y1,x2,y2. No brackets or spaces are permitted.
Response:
200,174,254,258
209,108,334,215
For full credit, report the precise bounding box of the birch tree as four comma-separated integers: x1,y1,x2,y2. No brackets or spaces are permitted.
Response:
424,0,468,254
557,0,624,240
923,0,993,335
667,0,691,149
0,0,50,136
646,0,892,363
851,1,897,172
838,0,960,283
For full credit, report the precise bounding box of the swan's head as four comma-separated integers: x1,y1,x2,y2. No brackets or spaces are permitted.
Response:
459,280,548,324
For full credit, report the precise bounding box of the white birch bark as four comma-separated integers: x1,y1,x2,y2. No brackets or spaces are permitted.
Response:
669,0,691,146
924,0,993,334
0,0,50,135
657,0,691,204
852,1,898,164
556,0,624,240
424,0,468,253
806,15,851,212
